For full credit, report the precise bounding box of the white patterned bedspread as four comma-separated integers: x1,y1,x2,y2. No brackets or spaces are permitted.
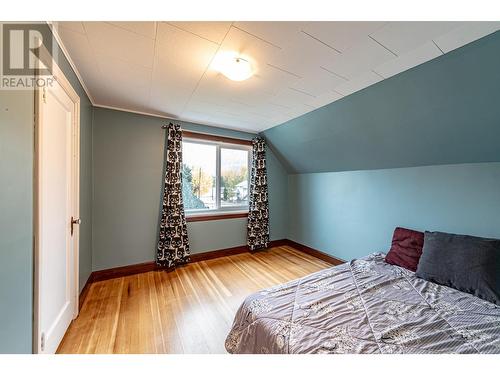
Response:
225,253,500,354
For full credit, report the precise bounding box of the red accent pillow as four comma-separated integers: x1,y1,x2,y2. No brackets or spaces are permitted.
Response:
385,227,425,272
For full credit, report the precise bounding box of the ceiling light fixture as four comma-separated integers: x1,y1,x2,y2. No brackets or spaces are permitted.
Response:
212,51,253,81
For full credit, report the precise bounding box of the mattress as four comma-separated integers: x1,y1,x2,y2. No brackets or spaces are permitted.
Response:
225,253,500,354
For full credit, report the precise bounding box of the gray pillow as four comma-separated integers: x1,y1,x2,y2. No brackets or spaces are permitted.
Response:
416,231,500,305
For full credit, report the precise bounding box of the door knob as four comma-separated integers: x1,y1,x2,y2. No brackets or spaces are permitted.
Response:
71,217,81,236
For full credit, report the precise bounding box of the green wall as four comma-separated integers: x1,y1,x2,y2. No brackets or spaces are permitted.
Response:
0,90,34,353
263,32,500,261
91,107,288,271
289,163,500,261
264,31,500,173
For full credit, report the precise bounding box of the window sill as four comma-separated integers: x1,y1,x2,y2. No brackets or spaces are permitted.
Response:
186,211,248,222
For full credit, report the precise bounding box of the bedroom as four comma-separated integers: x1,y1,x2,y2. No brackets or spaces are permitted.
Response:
1,0,500,372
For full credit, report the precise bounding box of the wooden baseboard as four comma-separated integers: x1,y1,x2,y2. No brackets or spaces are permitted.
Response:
90,261,158,283
85,239,344,285
269,239,290,247
282,239,345,266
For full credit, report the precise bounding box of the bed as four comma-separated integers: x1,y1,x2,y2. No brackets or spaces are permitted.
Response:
225,253,500,354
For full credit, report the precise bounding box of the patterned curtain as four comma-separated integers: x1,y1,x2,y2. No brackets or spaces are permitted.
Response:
156,123,190,268
247,137,270,250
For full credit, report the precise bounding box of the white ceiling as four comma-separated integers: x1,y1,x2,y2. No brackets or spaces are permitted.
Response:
53,21,500,133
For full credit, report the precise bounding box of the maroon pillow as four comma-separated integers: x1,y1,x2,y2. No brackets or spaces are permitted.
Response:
385,227,425,272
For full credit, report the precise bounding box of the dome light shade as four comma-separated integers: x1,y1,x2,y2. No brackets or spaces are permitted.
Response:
212,51,253,81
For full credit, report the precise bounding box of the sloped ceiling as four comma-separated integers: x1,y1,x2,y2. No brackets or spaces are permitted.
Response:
263,31,500,174
53,21,499,133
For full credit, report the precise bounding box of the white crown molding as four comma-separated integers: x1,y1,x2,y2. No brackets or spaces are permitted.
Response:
46,21,96,105
93,103,259,135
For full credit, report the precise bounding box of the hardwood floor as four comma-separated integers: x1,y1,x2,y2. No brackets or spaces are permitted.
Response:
57,245,332,354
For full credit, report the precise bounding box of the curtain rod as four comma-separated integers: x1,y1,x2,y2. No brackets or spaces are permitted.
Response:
161,125,254,145
161,124,259,138
160,124,256,136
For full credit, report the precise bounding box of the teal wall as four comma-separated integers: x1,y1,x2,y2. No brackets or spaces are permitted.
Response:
262,31,500,261
0,23,93,353
92,107,288,271
0,90,34,353
288,163,500,261
264,31,500,174
266,147,289,240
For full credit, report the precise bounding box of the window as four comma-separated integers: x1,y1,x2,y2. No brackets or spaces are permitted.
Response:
182,134,251,216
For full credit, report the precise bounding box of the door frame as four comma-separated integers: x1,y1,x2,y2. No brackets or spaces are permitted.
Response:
33,44,81,354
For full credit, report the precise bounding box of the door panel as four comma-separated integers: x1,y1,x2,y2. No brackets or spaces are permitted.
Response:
37,79,77,354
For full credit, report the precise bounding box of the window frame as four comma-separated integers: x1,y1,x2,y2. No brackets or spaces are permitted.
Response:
182,132,252,220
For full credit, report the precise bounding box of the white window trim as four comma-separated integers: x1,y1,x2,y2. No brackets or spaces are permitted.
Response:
183,136,252,217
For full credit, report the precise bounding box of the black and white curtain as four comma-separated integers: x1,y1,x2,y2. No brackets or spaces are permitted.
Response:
247,137,270,250
156,123,190,268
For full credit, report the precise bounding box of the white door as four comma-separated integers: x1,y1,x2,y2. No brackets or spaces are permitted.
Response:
35,61,80,354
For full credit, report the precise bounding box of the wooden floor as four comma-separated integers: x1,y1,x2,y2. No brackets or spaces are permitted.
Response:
57,245,332,354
